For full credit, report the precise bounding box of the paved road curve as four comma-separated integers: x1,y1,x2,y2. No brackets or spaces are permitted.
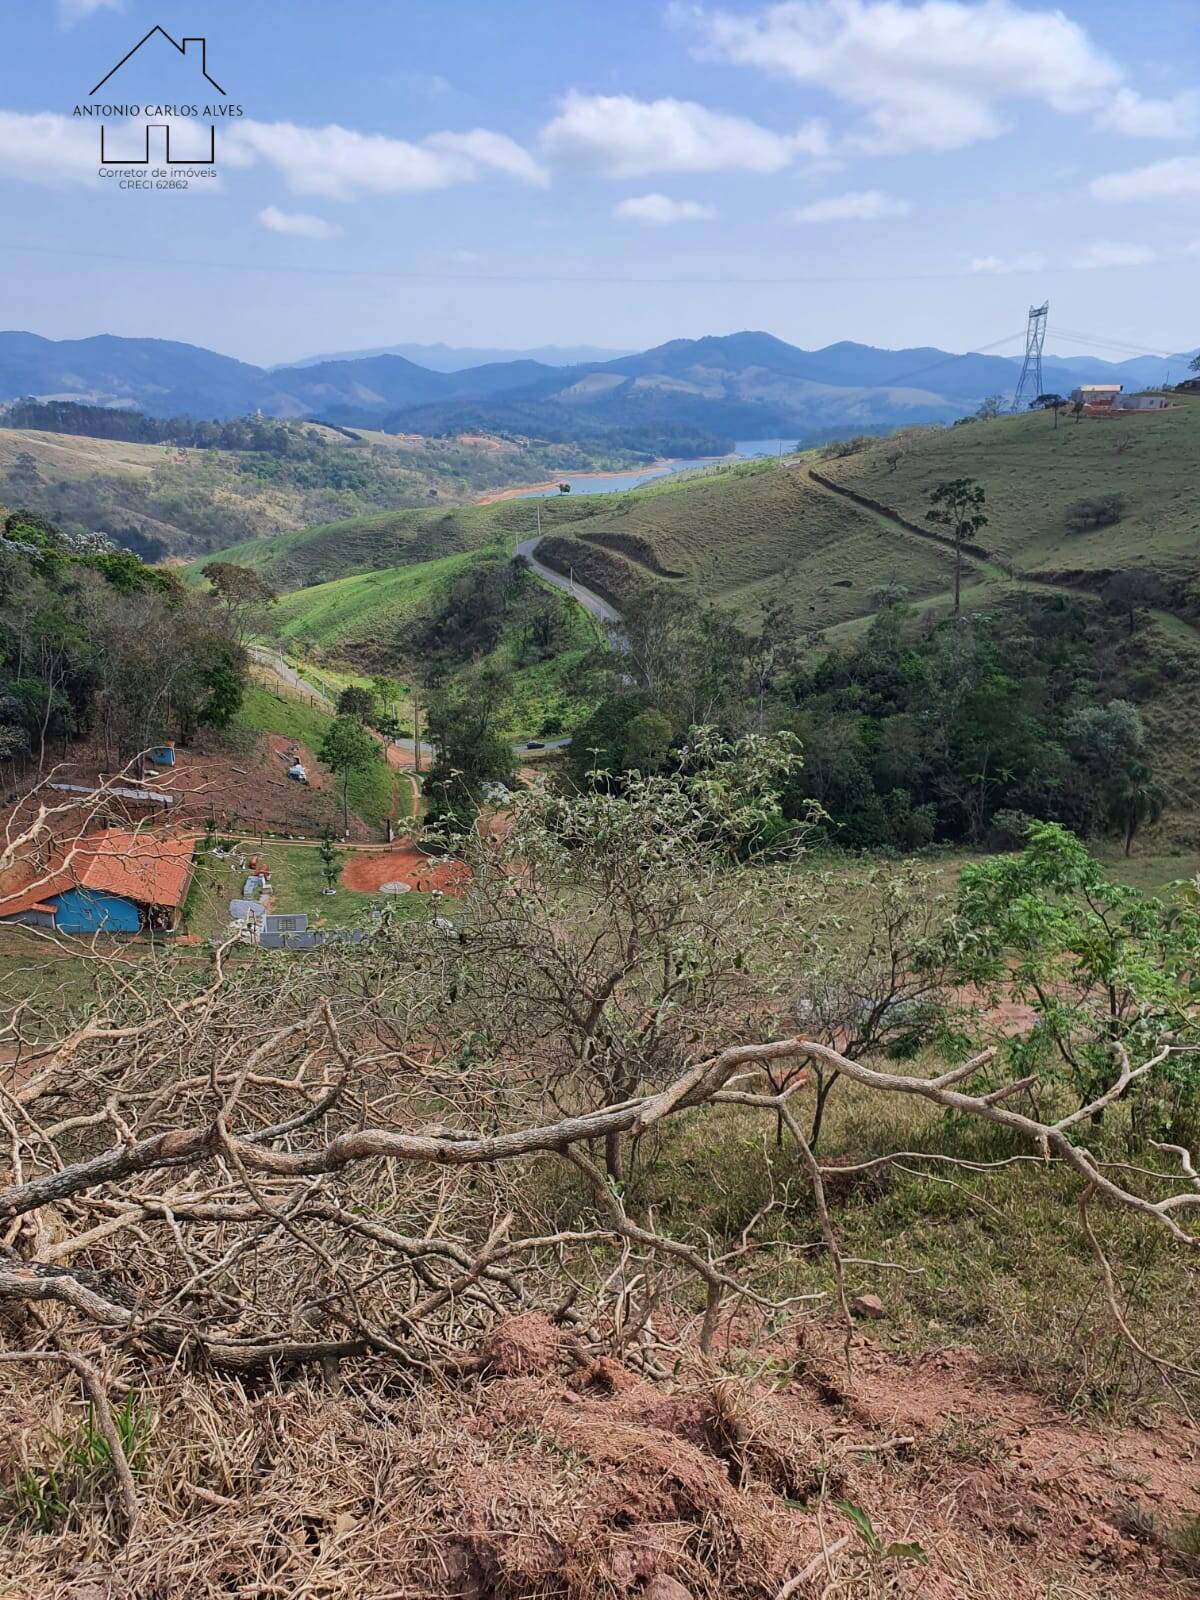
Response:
513,536,625,635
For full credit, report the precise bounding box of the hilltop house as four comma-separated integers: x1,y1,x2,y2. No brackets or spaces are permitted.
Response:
1069,384,1123,409
0,830,196,934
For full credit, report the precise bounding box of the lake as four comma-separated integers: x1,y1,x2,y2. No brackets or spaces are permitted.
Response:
515,438,799,498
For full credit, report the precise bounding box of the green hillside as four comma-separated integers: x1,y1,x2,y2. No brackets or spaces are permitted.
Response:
542,458,959,624
526,400,1200,629
819,398,1200,586
263,543,598,742
270,552,476,651
208,453,961,629
193,398,1200,650
195,495,595,590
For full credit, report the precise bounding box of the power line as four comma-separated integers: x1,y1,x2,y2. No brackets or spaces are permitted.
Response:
876,330,1026,390
0,240,1010,288
1049,327,1179,361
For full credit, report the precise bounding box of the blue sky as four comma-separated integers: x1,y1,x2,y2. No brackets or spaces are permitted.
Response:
1,0,1198,366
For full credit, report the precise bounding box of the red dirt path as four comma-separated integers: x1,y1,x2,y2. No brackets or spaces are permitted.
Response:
340,843,468,895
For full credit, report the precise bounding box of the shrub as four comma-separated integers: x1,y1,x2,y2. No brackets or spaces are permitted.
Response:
1064,493,1126,534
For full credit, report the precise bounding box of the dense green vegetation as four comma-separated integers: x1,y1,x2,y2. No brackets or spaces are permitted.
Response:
0,509,247,771
200,399,1200,850
787,595,1170,851
0,401,353,452
572,578,1185,853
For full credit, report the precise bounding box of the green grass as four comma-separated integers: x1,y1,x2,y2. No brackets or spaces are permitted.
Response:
189,494,588,592
542,463,955,624
185,400,1200,643
269,552,476,652
822,400,1200,584
233,684,399,829
0,929,129,1016
536,1056,1200,1418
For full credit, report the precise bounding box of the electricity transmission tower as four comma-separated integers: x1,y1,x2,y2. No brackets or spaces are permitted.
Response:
1011,301,1049,411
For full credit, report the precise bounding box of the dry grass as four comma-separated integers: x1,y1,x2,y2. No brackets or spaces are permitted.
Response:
3,1319,1197,1599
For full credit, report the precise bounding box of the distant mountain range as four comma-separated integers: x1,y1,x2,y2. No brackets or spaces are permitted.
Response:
276,342,634,371
1,329,1193,448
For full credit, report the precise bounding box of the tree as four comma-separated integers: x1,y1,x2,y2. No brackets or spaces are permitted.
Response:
952,823,1199,1118
867,580,909,611
1112,760,1167,856
1063,699,1163,847
622,708,673,773
1189,352,1200,374
318,715,378,834
925,478,988,617
3,771,1200,1580
975,393,1004,420
1100,568,1169,635
371,675,402,717
423,667,516,834
201,562,276,642
1064,699,1145,777
318,826,342,894
336,684,375,722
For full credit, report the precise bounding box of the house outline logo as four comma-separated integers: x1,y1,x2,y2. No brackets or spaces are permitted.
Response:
90,26,227,99
77,25,238,170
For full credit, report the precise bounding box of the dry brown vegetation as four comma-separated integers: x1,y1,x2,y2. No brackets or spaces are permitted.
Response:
0,762,1197,1597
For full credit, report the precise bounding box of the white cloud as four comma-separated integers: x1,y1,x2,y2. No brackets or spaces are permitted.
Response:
258,206,342,240
969,252,1046,275
224,120,547,199
0,108,547,200
1076,241,1156,269
449,248,481,264
1094,88,1199,140
0,110,99,185
785,188,910,223
424,128,549,187
540,91,827,176
1091,154,1200,202
613,193,717,224
682,0,1134,154
57,0,123,23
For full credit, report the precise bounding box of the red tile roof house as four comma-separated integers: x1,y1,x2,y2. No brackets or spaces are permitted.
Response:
0,831,196,934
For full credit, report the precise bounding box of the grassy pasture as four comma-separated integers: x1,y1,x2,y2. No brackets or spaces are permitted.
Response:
197,494,589,591
821,400,1200,583
270,552,477,651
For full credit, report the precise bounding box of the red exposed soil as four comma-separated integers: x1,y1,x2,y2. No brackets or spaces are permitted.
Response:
340,842,468,894
436,1316,1200,1599
0,733,382,844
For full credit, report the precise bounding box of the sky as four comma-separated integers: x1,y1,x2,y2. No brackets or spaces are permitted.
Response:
1,0,1198,367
